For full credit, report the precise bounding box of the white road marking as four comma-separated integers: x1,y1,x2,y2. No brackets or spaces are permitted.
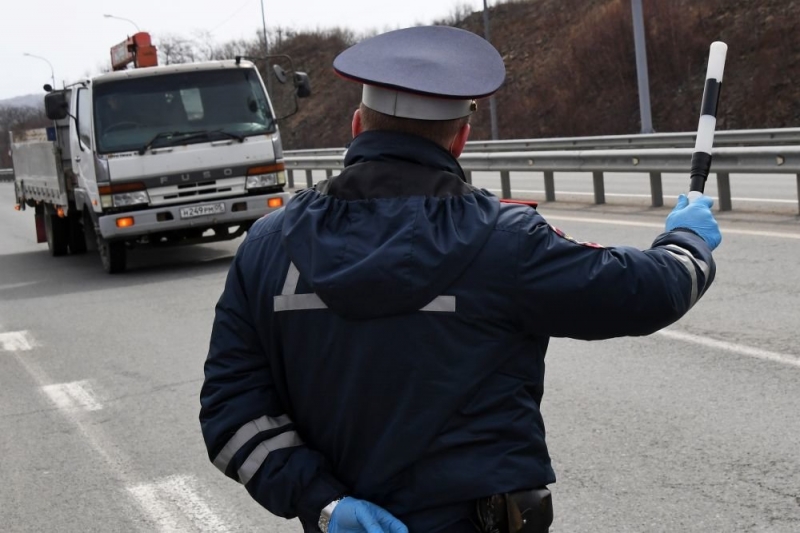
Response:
657,329,800,369
42,380,103,411
483,188,799,204
0,330,35,351
4,329,234,531
542,214,800,240
0,281,40,291
128,475,230,533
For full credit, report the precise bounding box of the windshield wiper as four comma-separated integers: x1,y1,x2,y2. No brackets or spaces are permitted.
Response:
209,130,246,143
137,129,244,155
138,130,206,155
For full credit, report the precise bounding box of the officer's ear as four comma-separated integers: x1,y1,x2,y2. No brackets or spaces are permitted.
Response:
352,108,364,138
449,122,471,158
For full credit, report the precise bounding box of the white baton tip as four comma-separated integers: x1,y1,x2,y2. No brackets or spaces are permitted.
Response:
706,41,728,81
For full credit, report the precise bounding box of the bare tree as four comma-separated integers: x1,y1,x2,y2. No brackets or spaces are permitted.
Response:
157,34,196,65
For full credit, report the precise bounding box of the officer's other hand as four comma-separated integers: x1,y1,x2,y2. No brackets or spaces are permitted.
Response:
330,497,409,533
665,194,722,251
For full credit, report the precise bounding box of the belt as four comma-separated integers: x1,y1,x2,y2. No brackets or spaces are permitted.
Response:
475,487,553,533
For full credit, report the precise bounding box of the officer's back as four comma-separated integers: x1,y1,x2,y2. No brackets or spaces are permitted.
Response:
201,25,720,533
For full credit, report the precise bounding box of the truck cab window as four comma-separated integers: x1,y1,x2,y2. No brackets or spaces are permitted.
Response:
77,89,93,149
92,69,275,154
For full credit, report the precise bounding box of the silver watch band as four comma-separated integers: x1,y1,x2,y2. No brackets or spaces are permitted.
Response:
318,497,344,533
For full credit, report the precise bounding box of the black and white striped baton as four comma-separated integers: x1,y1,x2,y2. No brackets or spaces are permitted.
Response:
688,42,728,202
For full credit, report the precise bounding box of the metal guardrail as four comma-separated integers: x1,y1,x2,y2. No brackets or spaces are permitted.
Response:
285,128,800,159
0,168,13,182
284,146,800,213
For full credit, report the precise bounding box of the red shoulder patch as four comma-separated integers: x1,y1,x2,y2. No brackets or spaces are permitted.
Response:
550,225,605,249
500,199,539,209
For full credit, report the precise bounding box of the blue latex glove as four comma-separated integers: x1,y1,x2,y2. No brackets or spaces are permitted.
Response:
665,194,722,251
329,497,408,533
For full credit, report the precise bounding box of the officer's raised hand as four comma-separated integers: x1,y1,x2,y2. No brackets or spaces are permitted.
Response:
665,194,722,251
329,497,408,533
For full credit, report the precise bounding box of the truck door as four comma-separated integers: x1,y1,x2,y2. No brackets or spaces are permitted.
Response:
69,86,99,212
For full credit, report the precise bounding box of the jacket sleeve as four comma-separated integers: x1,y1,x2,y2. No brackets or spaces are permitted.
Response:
199,239,347,527
514,211,716,340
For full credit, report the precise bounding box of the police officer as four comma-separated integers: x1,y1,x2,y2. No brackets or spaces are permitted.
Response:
200,26,720,533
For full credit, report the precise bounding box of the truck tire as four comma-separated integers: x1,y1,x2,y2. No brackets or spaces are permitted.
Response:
68,211,87,255
45,211,69,256
97,235,127,274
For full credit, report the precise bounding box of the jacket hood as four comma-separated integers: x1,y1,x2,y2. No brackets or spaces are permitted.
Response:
282,131,500,319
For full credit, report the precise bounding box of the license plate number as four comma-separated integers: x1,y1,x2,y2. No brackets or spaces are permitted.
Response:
180,203,226,219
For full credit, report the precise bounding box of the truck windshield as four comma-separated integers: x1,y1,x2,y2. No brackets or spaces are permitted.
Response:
93,68,276,154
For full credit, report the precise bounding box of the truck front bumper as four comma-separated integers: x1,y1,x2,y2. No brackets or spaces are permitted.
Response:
98,192,290,240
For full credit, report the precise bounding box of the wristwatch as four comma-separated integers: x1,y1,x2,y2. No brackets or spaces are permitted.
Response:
318,497,344,533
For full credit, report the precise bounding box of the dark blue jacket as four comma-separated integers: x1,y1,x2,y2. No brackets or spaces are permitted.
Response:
200,131,715,532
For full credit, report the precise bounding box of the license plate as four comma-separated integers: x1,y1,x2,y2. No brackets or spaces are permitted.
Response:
180,203,226,219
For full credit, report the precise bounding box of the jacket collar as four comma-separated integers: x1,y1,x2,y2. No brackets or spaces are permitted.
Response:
344,130,467,181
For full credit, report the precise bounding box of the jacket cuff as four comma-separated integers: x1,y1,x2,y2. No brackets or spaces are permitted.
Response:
297,472,348,528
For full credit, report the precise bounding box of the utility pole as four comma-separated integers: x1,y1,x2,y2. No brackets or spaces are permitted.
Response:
260,0,270,52
483,0,499,140
631,0,654,133
260,0,273,96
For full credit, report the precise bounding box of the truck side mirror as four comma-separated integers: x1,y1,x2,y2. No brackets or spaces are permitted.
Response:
294,72,311,98
44,91,69,121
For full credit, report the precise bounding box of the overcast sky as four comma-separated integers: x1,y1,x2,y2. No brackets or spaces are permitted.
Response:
0,0,485,100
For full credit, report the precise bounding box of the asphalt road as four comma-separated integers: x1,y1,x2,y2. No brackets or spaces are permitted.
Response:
1,181,799,532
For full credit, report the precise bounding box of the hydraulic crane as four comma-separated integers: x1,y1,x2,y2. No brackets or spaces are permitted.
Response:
110,32,158,71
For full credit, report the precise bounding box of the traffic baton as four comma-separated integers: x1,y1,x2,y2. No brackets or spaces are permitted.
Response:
688,42,728,202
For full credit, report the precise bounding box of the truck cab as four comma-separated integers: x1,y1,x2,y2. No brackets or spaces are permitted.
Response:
14,46,310,273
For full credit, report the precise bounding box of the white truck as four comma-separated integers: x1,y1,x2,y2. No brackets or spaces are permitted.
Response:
11,32,310,273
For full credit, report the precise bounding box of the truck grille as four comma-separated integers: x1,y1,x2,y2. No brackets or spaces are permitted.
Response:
148,177,246,206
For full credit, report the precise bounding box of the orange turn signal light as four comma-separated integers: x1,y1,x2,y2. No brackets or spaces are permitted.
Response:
99,182,146,195
267,198,283,208
116,217,135,228
248,162,285,175
14,205,21,211
56,207,66,218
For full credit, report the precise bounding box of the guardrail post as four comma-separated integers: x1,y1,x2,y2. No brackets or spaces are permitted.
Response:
305,170,313,188
592,171,606,204
464,170,472,185
796,174,800,215
544,171,556,202
287,169,295,189
717,172,732,211
325,169,333,179
649,172,663,207
500,170,512,199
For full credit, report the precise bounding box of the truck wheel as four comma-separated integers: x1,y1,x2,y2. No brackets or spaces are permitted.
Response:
97,235,127,274
45,211,69,256
68,211,87,254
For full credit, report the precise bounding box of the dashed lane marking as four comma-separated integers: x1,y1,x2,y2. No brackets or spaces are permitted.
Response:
127,475,231,533
42,380,103,411
0,330,35,351
3,329,234,531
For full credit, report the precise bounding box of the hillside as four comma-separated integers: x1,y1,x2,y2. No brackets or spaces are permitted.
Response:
0,94,43,109
274,0,800,149
2,0,798,155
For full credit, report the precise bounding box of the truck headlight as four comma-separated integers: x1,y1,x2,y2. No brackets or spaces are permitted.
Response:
112,190,150,207
246,173,279,189
246,164,286,190
99,182,149,208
